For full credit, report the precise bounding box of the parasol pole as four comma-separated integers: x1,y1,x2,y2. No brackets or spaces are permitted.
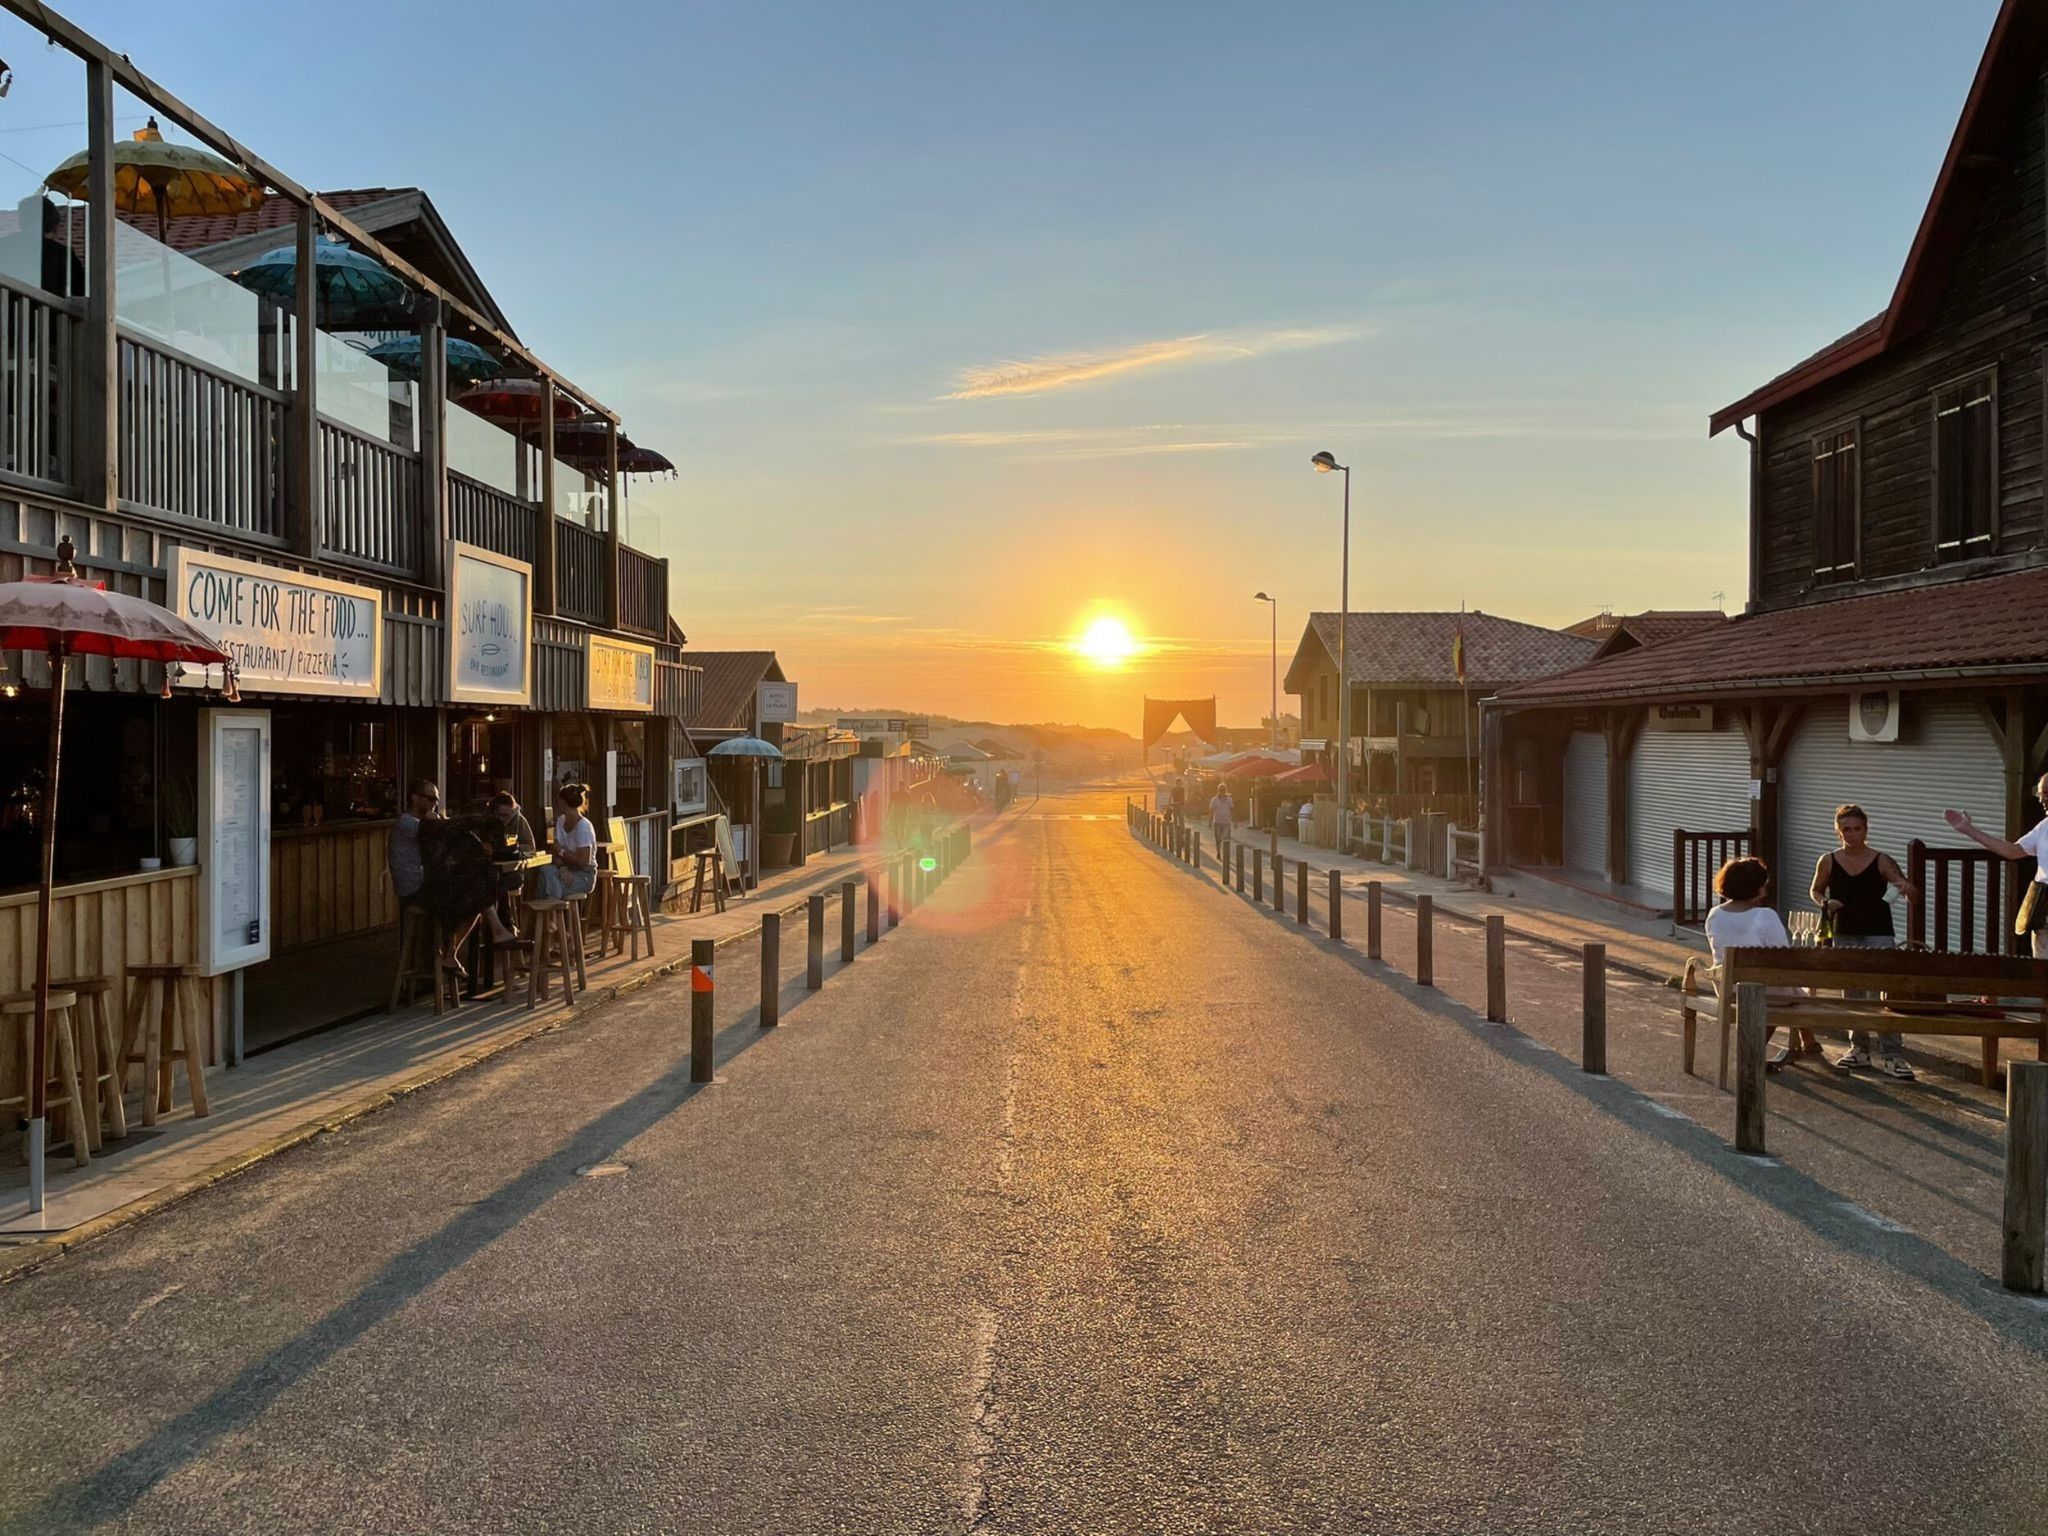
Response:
26,645,66,1213
750,760,761,892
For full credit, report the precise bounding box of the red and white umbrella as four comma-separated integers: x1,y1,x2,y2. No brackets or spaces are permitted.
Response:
1,537,232,1213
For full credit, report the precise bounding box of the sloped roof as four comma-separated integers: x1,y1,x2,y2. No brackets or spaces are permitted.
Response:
1591,611,1731,659
677,650,783,732
1709,0,2048,433
1497,565,2048,707
1284,612,1596,693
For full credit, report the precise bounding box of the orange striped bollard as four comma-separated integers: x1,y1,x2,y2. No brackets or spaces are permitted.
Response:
690,938,716,1084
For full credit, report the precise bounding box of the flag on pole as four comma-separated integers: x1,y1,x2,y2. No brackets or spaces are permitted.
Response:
1452,617,1467,686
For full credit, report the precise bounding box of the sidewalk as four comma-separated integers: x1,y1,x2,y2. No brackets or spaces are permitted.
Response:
0,839,892,1265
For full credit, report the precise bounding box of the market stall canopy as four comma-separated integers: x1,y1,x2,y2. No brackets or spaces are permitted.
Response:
1221,755,1291,780
1274,761,1332,785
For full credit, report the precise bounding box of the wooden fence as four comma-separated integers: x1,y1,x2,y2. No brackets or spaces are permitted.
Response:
556,518,607,624
0,273,75,493
1907,838,2013,953
450,472,538,566
1673,828,1752,926
118,332,287,542
321,418,423,577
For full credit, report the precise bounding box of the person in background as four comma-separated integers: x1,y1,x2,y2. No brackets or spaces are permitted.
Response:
389,779,437,910
1169,774,1188,827
1811,803,1919,1080
541,782,599,901
490,790,537,861
1703,855,1797,1072
1209,783,1235,847
1945,773,2048,956
392,780,519,977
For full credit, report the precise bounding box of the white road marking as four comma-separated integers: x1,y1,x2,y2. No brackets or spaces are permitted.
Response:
1837,1201,1912,1236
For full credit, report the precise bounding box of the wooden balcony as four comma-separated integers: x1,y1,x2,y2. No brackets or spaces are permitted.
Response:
0,273,75,495
619,543,667,638
449,471,537,566
656,658,703,723
554,518,608,626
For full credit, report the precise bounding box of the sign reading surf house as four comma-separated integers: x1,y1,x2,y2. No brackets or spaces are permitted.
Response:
169,549,381,698
588,634,655,713
447,544,533,706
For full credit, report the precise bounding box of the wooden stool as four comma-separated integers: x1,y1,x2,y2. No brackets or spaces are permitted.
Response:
603,872,656,963
390,905,455,1016
688,850,728,914
50,975,125,1148
563,893,593,990
523,901,576,1004
0,989,90,1167
121,964,210,1125
497,938,540,1011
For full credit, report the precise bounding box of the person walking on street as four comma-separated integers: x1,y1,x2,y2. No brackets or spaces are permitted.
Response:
1209,785,1234,846
1945,773,2048,956
1169,774,1188,827
1811,803,1919,1079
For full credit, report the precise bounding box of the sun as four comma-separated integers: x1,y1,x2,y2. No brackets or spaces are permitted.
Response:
1076,615,1140,667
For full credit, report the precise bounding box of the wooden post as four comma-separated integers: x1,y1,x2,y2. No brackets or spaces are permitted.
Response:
289,203,321,557
1235,842,1244,892
1486,915,1506,1023
2004,1060,2047,1293
690,938,715,1084
841,879,857,962
1252,849,1264,904
1272,853,1286,912
1416,894,1433,986
759,912,781,1027
1367,881,1383,960
867,871,881,944
1192,831,1201,872
887,859,901,929
76,60,117,513
1582,942,1606,1070
1328,869,1343,941
418,309,449,588
1735,982,1768,1153
603,420,623,631
535,378,559,616
806,893,825,989
1295,858,1308,925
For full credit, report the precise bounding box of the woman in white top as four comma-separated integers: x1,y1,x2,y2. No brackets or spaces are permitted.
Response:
1945,773,2048,956
540,782,600,901
1702,855,1801,1071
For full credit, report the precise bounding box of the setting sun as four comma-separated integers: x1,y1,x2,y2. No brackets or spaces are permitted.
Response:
1075,615,1140,667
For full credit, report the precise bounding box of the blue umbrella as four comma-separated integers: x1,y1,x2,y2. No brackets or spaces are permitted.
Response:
231,237,412,326
367,334,504,385
708,736,782,890
707,735,783,759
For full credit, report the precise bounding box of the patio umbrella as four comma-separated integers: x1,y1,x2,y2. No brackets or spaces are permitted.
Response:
458,378,582,424
367,334,503,386
0,537,233,1214
231,237,412,327
1223,755,1290,780
1275,761,1332,785
707,736,783,891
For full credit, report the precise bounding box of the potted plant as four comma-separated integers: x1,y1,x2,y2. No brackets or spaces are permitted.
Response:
163,774,198,868
761,795,799,869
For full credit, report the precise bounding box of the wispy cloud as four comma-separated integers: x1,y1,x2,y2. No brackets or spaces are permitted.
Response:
943,325,1368,401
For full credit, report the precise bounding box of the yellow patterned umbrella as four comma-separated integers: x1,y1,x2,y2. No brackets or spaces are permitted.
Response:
44,116,264,228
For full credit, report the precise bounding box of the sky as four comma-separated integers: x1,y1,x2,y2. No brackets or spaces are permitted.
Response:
0,1,2004,729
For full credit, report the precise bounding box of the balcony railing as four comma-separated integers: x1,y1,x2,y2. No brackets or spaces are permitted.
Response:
449,471,538,566
555,518,607,625
118,330,287,542
0,273,75,494
619,543,666,637
321,417,422,576
656,658,703,722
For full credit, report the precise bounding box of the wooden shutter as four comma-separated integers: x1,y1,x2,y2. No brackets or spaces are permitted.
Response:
1935,376,1997,557
1812,427,1856,583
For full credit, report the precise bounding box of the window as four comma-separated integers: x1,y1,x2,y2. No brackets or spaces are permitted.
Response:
1933,373,1997,558
1811,425,1858,584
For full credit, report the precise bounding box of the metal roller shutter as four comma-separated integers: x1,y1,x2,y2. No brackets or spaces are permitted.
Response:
1562,731,1607,875
1626,728,1752,894
1779,696,2004,946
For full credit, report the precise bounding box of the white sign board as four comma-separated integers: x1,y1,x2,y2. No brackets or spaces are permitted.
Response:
588,635,655,713
447,543,533,706
169,548,381,698
758,680,798,724
197,708,272,975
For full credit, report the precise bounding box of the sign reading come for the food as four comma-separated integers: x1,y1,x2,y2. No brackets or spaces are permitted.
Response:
588,633,655,713
169,548,382,698
447,543,533,706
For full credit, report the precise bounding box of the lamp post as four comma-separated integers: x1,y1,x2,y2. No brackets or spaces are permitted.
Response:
1311,451,1351,849
1252,591,1277,751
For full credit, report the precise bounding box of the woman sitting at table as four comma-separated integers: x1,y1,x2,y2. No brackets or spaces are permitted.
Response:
540,782,600,901
1703,855,1801,1072
416,813,523,977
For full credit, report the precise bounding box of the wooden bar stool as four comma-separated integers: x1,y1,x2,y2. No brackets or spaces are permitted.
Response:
121,964,209,1125
688,849,728,914
562,892,593,990
50,974,125,1148
522,900,576,1004
602,871,656,962
390,905,454,1015
1,989,90,1167
497,937,540,1010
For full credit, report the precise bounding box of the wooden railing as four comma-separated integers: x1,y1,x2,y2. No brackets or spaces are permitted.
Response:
1673,828,1751,926
270,820,399,952
656,659,703,722
0,274,75,492
555,517,607,624
619,544,667,637
1907,839,2011,953
118,331,287,541
449,472,538,565
803,802,853,857
621,810,672,902
321,417,423,577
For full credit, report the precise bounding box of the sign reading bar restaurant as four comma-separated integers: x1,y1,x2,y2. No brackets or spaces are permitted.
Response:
168,548,382,699
447,543,533,707
588,634,655,713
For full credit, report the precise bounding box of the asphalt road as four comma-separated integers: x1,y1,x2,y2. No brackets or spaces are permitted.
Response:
3,782,2048,1534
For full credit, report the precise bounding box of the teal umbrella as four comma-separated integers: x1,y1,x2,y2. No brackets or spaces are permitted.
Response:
367,334,503,385
232,237,411,326
709,736,782,891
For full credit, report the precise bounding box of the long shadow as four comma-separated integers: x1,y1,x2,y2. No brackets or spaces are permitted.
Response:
1144,828,2048,1356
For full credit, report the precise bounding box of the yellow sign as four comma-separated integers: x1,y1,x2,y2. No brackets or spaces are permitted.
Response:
588,634,655,713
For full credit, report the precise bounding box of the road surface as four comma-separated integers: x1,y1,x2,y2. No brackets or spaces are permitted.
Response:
2,781,2046,1534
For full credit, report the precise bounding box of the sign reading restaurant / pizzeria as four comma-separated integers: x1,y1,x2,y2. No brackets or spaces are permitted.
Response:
168,548,382,699
588,633,655,713
447,543,533,707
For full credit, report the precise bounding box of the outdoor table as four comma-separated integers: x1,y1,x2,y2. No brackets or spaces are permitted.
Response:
465,852,552,1001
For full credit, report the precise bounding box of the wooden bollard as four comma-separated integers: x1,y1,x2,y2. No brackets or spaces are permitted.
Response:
1416,895,1434,985
806,893,825,990
1272,853,1286,912
1485,915,1506,1023
2004,1060,2047,1293
1234,842,1244,892
1192,831,1202,872
690,938,716,1084
1328,868,1343,940
1366,881,1383,960
1295,858,1308,925
758,913,780,1028
1735,981,1767,1152
841,879,857,962
867,871,881,943
1580,942,1609,1071
1252,849,1264,903
886,859,901,929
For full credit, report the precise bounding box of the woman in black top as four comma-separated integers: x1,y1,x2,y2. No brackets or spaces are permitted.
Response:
1809,802,1919,1079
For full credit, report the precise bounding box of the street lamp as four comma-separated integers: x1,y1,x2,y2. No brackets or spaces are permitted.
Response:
1252,592,1277,752
1311,451,1351,849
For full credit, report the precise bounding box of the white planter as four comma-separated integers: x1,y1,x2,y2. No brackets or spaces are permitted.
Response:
167,837,197,869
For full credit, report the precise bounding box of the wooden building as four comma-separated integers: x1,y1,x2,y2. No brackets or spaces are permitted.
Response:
1484,0,2048,944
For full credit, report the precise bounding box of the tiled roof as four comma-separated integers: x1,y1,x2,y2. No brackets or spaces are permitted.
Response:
1497,565,2048,706
1291,611,1596,691
677,650,782,732
1620,612,1731,647
125,188,405,253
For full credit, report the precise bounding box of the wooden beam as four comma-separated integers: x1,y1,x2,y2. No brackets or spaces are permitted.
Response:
603,421,623,632
535,380,558,618
287,203,320,558
419,310,449,590
73,56,116,514
1602,708,1636,887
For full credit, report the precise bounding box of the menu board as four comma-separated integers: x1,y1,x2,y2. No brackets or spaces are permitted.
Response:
198,709,272,975
447,543,533,706
169,548,382,699
588,634,655,713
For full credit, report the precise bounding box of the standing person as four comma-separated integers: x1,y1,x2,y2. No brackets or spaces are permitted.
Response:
1209,784,1235,846
540,782,599,901
1169,774,1188,827
1945,773,2048,955
1703,856,1797,1071
1811,803,1920,1079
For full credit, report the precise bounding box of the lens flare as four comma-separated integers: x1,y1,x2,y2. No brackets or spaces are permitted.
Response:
919,856,938,871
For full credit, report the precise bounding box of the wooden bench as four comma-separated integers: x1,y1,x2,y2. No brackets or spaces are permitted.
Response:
1681,946,2048,1090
